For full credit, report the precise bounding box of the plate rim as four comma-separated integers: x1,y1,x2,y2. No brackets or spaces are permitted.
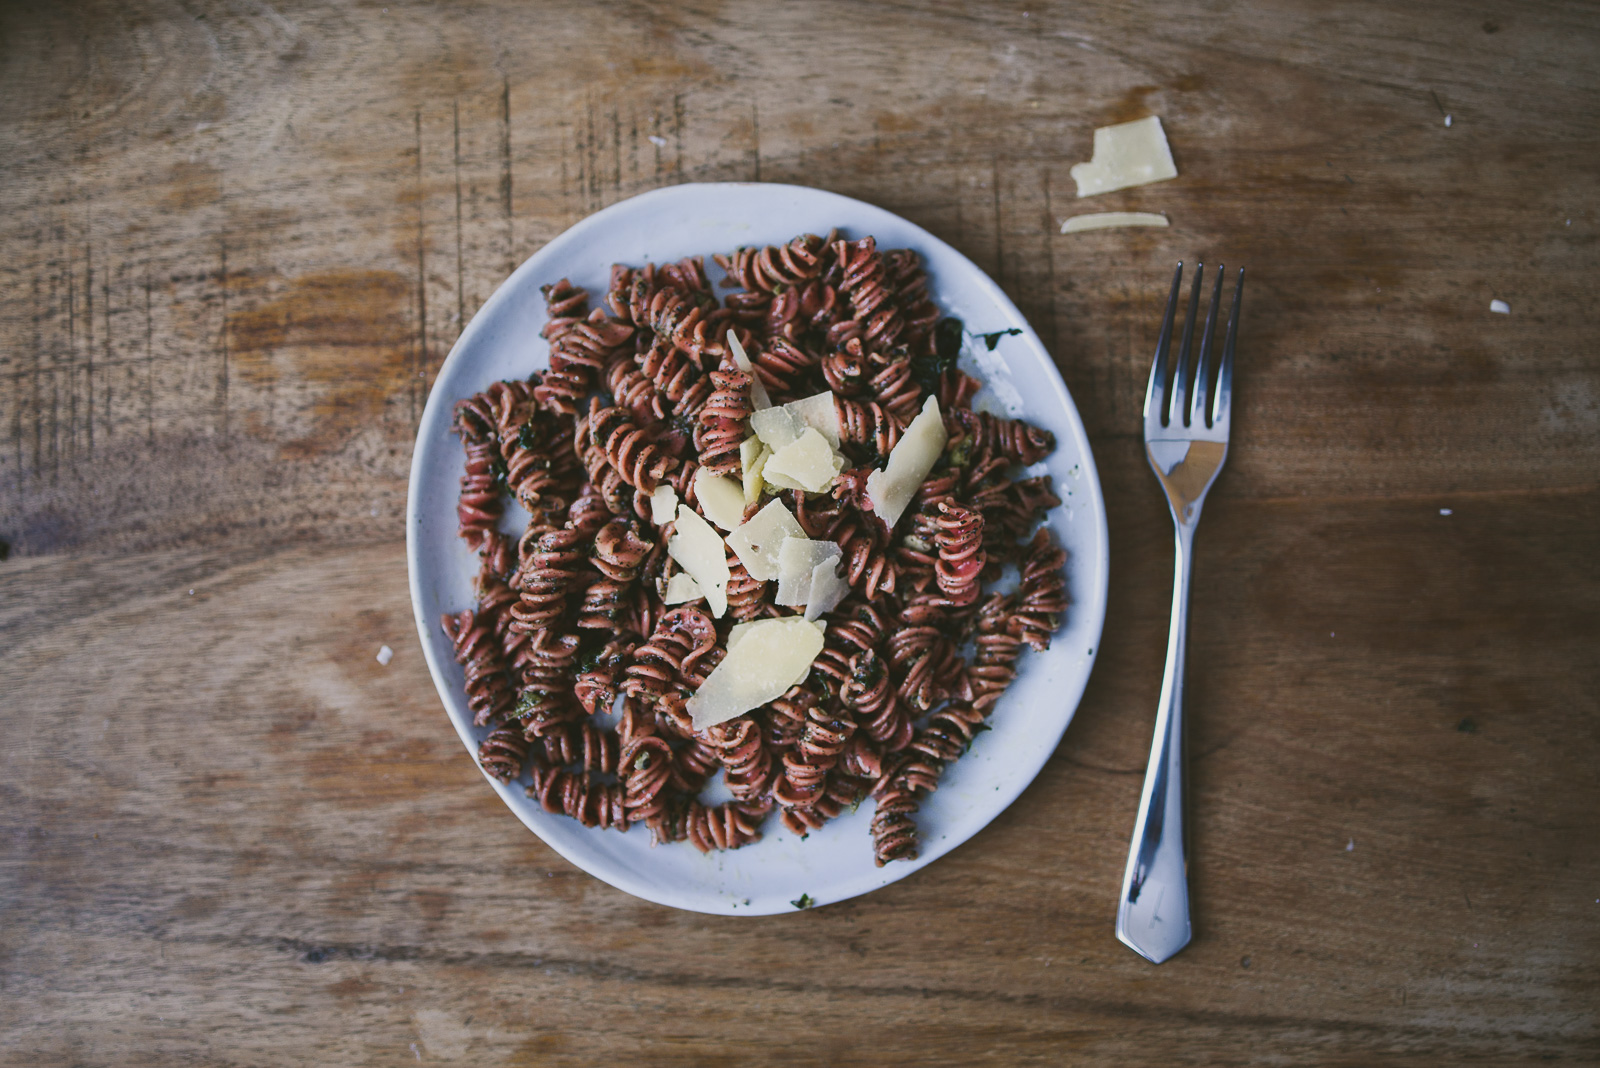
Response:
406,181,1109,915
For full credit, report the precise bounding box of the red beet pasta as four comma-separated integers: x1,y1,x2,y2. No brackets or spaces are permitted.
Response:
442,232,1067,867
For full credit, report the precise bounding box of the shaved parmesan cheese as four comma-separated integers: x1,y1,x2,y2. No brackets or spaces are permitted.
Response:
667,504,730,617
804,556,850,622
1061,211,1170,233
775,536,842,606
727,617,825,659
726,331,773,410
760,465,805,492
1070,116,1178,198
726,498,805,581
663,571,705,605
742,438,770,504
865,395,947,529
751,405,802,450
650,484,679,525
694,467,747,531
783,391,842,450
762,427,843,493
687,617,827,730
725,620,756,653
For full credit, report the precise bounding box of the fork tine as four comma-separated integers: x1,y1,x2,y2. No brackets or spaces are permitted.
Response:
1171,262,1204,427
1213,267,1244,428
1191,263,1225,428
1144,262,1184,427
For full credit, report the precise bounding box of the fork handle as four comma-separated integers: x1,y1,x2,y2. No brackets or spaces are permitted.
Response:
1116,523,1194,964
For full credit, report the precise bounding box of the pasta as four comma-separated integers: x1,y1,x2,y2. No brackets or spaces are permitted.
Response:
444,232,1066,869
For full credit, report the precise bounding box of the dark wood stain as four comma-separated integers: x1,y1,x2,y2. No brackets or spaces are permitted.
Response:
227,269,412,457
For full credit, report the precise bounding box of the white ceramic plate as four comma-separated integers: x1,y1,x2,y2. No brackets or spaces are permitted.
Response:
407,183,1108,916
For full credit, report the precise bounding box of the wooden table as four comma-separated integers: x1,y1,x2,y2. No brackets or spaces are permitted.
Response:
3,2,1597,1063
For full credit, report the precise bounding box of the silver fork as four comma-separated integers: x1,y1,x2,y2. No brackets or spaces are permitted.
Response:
1116,261,1243,964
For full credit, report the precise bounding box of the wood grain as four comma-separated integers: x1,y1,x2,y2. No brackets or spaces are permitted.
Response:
2,1,1597,1064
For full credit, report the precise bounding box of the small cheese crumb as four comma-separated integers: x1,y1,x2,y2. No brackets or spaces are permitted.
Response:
727,499,806,581
650,484,679,525
1069,116,1178,197
687,617,827,729
726,331,773,410
865,396,947,529
761,427,843,493
376,645,394,666
1061,212,1169,233
694,467,747,531
1489,299,1510,314
667,505,730,617
663,572,705,604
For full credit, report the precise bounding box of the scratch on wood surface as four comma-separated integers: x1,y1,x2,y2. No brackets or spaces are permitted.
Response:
651,110,663,178
217,235,230,441
587,98,600,211
102,267,112,444
953,172,965,250
414,108,428,426
991,156,1004,290
500,76,514,275
453,100,464,333
610,106,622,194
67,237,77,468
1042,169,1058,355
673,94,685,179
47,254,58,480
84,240,94,457
10,271,22,476
578,99,592,214
751,103,761,182
144,264,155,446
629,114,639,186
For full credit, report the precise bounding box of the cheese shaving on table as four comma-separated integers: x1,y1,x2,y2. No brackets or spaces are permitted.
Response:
1061,212,1170,233
1069,116,1178,197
